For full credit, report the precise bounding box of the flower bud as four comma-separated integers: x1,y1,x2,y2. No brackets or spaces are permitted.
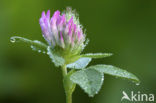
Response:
39,8,86,58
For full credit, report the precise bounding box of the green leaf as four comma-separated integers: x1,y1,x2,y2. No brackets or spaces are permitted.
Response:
81,53,113,58
70,69,104,97
10,36,47,53
47,46,65,67
67,57,92,69
87,65,140,84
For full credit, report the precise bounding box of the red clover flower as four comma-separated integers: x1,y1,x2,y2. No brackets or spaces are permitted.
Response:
39,8,85,55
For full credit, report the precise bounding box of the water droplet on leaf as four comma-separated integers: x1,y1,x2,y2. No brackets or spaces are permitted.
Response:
38,50,41,53
10,37,16,43
43,51,46,54
30,45,37,51
136,83,140,86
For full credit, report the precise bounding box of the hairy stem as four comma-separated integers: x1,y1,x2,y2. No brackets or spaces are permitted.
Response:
66,92,72,103
62,65,67,77
62,65,74,103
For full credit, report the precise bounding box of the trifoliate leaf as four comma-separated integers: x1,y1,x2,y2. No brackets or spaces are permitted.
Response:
47,46,65,67
67,57,92,69
81,53,113,58
70,69,104,97
87,65,140,84
10,36,47,54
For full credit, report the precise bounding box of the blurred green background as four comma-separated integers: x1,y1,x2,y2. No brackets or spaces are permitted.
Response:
0,0,156,103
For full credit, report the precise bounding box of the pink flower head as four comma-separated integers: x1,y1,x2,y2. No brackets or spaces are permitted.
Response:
39,8,85,51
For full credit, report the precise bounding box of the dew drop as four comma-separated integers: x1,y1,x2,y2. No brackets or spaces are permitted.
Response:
47,52,50,55
30,45,33,48
136,83,140,86
43,51,46,54
10,37,16,43
38,50,41,53
30,45,37,51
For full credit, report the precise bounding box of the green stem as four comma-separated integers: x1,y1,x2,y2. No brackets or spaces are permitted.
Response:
66,92,72,103
61,65,75,103
62,65,67,77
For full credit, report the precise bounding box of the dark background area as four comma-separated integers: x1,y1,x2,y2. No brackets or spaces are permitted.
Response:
0,0,155,103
